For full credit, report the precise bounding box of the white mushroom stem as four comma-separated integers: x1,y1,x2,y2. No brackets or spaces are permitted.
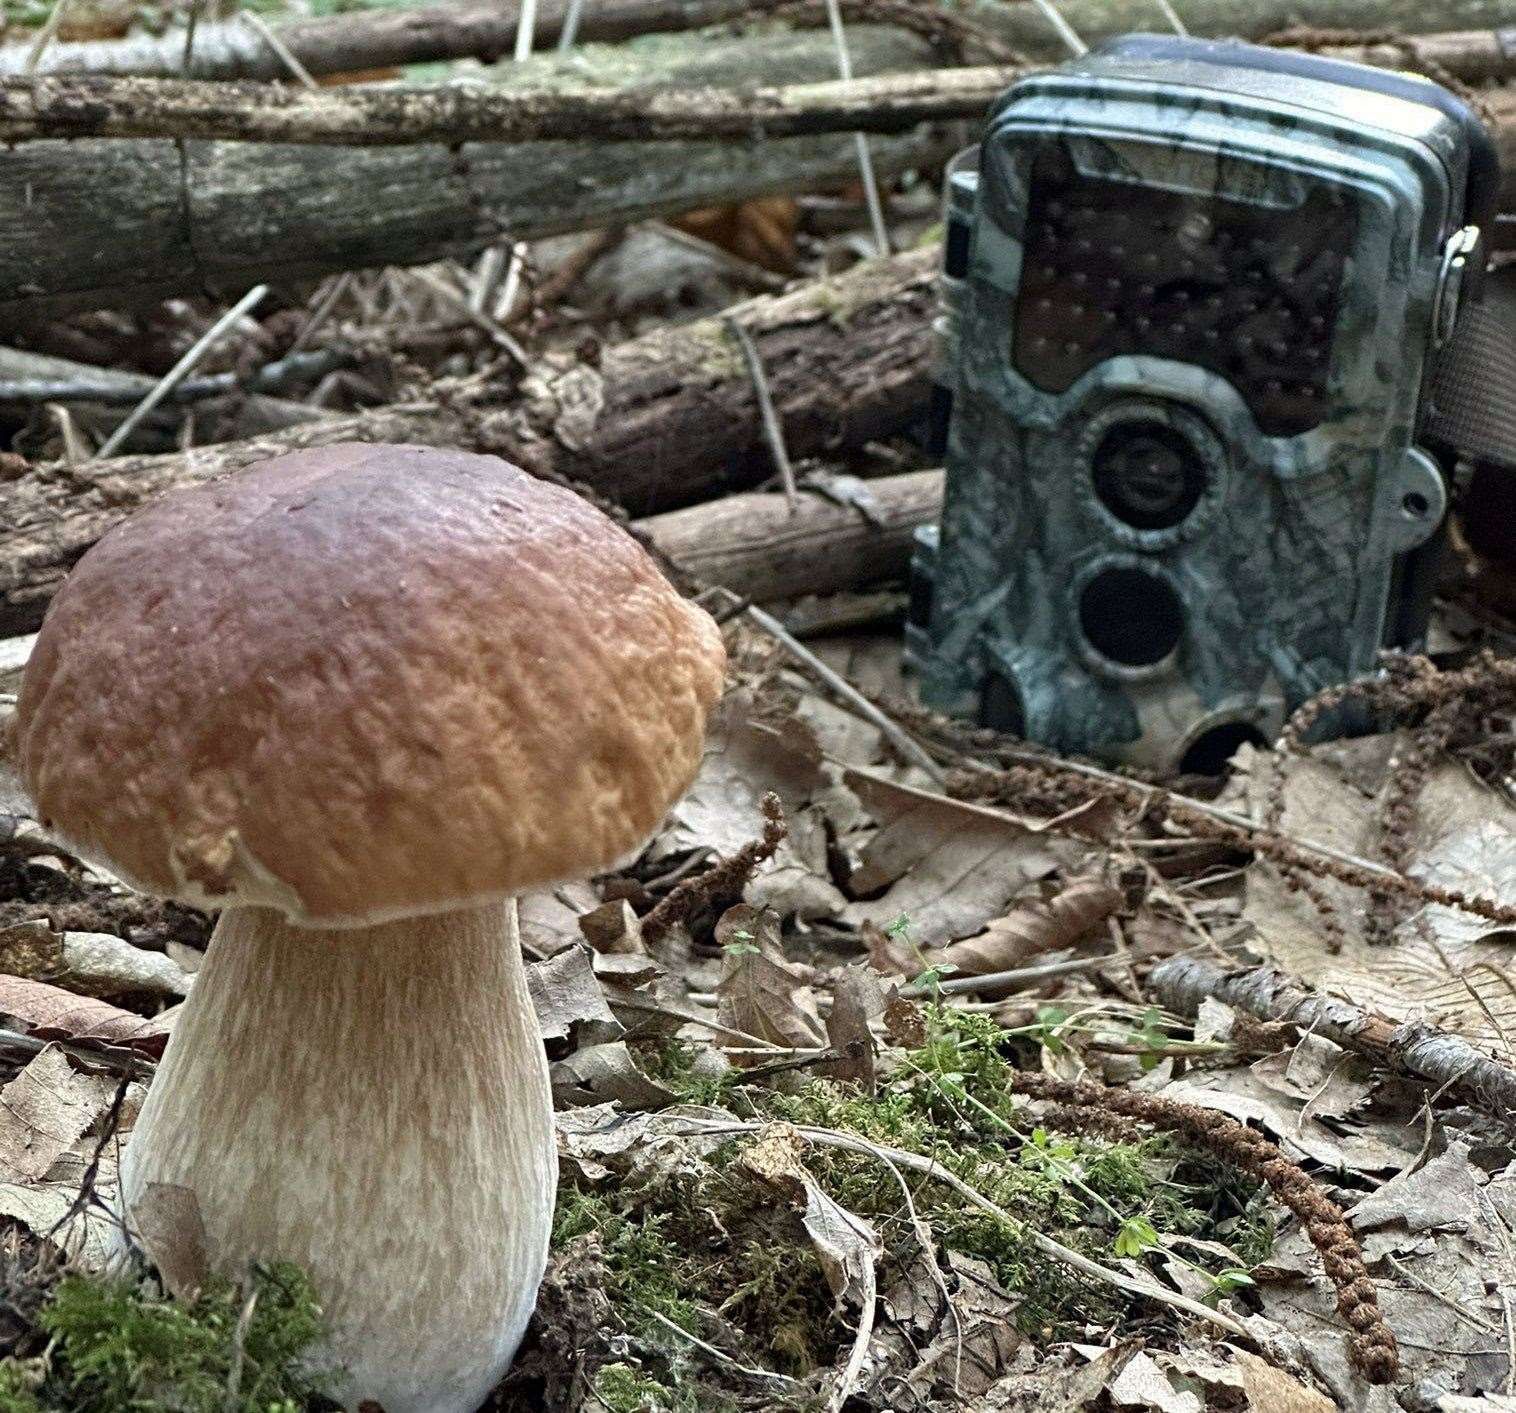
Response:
120,898,556,1413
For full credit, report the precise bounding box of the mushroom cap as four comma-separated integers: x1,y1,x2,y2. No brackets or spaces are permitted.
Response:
16,444,726,926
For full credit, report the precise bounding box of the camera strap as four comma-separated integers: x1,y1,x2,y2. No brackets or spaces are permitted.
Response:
1424,263,1516,476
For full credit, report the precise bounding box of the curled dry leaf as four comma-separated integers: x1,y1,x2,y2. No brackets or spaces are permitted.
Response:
577,899,645,955
715,905,825,1057
937,876,1123,982
0,1046,114,1183
525,945,625,1060
824,966,882,1091
737,1123,880,1412
550,1041,677,1112
0,974,174,1058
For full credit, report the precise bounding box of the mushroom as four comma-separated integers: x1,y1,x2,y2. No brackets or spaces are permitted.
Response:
11,443,726,1413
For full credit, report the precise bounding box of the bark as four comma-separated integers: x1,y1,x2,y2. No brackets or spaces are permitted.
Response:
0,65,1020,146
0,249,938,636
1150,954,1516,1124
640,468,942,602
1,0,1505,81
0,27,945,320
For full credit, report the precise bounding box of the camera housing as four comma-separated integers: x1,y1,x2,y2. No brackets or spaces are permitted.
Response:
906,35,1499,771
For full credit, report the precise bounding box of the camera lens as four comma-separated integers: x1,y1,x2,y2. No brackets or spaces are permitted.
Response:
1091,422,1207,530
1078,566,1184,667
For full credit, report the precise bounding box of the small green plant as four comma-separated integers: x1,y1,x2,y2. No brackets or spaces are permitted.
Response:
0,1262,330,1413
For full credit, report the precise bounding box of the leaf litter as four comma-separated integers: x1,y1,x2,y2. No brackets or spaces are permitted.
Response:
4,623,1516,1409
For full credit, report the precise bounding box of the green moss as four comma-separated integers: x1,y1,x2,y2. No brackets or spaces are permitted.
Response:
0,1262,331,1413
592,1363,678,1412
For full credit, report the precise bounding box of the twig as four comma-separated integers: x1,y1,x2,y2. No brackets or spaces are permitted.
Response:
556,0,588,51
0,347,350,407
820,0,890,256
1027,0,1086,55
408,268,530,367
239,10,318,89
1153,0,1188,34
737,599,945,780
93,285,269,459
24,0,72,76
722,317,798,510
904,952,1115,998
286,273,352,356
223,1286,260,1411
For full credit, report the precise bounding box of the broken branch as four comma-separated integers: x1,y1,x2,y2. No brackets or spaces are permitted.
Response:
1150,953,1516,1125
0,66,1021,146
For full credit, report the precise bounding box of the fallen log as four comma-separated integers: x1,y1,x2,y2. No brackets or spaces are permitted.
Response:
1150,954,1516,1125
640,468,942,602
0,65,1021,147
0,27,944,319
1,0,1504,81
1296,28,1516,84
0,249,938,636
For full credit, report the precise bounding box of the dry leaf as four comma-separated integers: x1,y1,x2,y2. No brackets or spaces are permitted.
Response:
130,1183,209,1300
1240,740,1516,1054
937,876,1122,980
549,1042,676,1112
824,967,880,1091
0,1047,113,1183
1108,1349,1202,1412
654,690,826,860
1231,1349,1336,1412
715,906,825,1056
518,880,601,957
842,770,1082,948
0,1180,115,1266
526,945,625,1059
0,974,174,1057
738,1124,880,1320
578,900,645,956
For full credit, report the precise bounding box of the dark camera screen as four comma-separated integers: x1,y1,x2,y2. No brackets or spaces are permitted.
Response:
1012,143,1358,436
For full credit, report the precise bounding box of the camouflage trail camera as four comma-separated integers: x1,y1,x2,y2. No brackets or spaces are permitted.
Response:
907,34,1511,773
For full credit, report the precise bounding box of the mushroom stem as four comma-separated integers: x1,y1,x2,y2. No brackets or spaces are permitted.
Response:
120,898,556,1413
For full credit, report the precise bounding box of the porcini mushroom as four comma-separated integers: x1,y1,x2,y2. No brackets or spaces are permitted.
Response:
12,443,726,1413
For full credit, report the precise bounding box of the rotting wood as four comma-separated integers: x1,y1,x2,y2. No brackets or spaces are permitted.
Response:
0,249,938,636
0,66,1022,147
0,27,943,320
1150,953,1516,1124
0,0,1504,81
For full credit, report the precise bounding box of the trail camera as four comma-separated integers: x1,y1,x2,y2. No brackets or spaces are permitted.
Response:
907,34,1507,772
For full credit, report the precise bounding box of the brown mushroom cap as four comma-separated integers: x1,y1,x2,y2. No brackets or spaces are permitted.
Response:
15,443,726,925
